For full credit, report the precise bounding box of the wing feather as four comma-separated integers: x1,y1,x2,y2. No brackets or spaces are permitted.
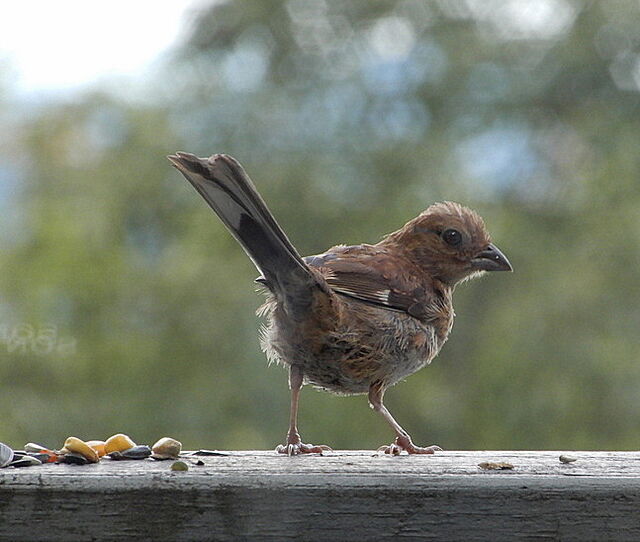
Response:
303,248,430,317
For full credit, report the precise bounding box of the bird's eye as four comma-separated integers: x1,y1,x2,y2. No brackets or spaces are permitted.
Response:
442,229,462,246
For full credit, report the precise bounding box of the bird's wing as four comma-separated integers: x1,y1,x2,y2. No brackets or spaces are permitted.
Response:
304,247,432,320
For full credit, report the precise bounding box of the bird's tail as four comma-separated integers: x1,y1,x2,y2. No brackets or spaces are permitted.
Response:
168,152,318,307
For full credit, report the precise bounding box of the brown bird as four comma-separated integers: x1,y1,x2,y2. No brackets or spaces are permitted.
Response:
168,152,512,455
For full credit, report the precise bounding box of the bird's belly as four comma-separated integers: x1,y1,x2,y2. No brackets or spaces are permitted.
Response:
261,302,443,395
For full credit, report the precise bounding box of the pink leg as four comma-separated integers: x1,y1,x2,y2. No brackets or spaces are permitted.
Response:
368,382,442,455
276,365,332,456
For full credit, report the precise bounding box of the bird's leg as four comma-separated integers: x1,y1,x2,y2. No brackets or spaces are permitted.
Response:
276,365,332,456
368,381,442,455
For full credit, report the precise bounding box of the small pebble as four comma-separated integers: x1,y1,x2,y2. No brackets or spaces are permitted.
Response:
24,443,50,454
120,445,152,460
23,443,58,463
151,437,182,460
105,434,136,454
26,452,54,464
86,440,107,458
559,455,577,464
9,455,42,468
0,442,13,468
60,452,89,465
107,451,126,461
64,437,99,463
108,446,151,461
171,461,189,472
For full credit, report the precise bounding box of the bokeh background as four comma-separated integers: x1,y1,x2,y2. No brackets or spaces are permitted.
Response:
1,0,639,451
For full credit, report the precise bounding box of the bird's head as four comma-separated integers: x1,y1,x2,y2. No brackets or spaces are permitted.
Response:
384,201,512,286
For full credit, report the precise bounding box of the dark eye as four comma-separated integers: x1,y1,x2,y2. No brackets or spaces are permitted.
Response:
442,229,462,246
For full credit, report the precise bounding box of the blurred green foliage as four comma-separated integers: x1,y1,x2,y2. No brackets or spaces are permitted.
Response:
1,0,639,451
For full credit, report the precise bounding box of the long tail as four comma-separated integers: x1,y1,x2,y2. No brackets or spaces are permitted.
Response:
168,152,318,305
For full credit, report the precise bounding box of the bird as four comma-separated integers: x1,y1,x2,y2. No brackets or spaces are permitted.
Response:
168,152,512,455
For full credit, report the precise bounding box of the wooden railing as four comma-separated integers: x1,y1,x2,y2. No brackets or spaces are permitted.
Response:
1,450,639,540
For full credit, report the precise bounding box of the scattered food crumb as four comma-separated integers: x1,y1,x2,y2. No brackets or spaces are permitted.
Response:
559,455,577,464
478,461,514,470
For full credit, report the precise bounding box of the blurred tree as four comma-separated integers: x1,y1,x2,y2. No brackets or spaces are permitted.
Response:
0,0,639,451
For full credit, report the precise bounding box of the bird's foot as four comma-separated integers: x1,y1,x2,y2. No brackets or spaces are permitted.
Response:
276,437,332,456
378,435,442,455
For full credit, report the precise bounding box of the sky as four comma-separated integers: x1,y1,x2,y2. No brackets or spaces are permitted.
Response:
0,0,202,95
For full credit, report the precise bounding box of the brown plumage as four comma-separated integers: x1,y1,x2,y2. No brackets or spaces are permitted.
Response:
168,153,512,455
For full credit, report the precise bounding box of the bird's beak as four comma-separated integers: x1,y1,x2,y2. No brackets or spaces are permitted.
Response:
471,243,513,272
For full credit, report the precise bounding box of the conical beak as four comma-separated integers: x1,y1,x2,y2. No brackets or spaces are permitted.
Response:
471,243,513,272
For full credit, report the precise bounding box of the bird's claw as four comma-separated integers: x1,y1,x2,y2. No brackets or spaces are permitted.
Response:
276,442,332,456
378,435,442,455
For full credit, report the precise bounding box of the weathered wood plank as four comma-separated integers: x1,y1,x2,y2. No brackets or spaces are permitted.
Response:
2,450,640,541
